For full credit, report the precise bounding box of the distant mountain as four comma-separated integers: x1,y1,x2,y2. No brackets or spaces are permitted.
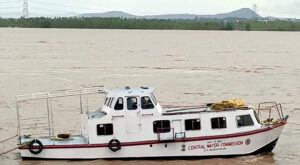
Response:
213,8,261,19
78,11,136,19
77,8,262,20
265,16,299,22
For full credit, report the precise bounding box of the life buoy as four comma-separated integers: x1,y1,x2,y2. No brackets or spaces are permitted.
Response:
108,139,121,152
28,139,43,154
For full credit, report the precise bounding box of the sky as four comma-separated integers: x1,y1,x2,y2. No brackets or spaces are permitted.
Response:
0,0,299,18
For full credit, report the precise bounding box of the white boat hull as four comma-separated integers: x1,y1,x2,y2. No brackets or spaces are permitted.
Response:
19,123,285,159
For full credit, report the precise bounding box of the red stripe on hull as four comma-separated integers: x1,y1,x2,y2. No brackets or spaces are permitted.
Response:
19,122,286,150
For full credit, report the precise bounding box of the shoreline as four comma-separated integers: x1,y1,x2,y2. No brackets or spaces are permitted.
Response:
1,17,300,31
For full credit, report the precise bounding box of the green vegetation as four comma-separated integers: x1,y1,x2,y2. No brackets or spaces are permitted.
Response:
0,17,300,31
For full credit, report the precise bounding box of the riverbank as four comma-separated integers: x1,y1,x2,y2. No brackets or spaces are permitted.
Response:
1,17,300,31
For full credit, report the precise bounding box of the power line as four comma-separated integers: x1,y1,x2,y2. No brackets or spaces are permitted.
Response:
0,6,20,10
1,0,106,17
0,0,21,4
0,1,21,18
30,0,104,12
30,6,77,14
0,11,21,14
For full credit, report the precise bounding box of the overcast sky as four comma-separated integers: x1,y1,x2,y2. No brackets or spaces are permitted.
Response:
0,0,299,18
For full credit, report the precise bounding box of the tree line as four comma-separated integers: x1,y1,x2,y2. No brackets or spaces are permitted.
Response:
0,17,299,31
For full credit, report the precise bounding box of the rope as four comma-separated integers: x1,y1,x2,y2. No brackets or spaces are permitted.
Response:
0,135,17,143
0,146,20,156
0,134,20,156
287,122,300,125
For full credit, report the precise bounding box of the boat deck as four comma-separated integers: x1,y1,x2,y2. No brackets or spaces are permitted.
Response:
20,136,88,146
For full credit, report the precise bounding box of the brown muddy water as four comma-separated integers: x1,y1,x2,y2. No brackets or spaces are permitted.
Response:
0,28,299,165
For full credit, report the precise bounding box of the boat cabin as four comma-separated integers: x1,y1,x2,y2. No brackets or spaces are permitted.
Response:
81,86,262,145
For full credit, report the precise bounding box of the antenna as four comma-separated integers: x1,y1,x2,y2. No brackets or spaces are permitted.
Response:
23,0,29,18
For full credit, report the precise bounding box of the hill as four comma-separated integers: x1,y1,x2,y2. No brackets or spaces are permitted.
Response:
77,8,262,20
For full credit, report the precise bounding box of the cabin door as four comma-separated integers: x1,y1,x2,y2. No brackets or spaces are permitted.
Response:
172,120,184,139
125,96,141,133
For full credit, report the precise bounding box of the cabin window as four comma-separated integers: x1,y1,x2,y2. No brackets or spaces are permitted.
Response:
211,117,227,129
237,115,254,127
127,97,138,110
150,93,157,105
185,119,201,130
153,120,170,133
141,96,154,109
97,124,113,135
114,97,124,110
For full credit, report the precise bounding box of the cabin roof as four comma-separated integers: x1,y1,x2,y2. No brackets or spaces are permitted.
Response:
106,86,155,97
163,106,253,115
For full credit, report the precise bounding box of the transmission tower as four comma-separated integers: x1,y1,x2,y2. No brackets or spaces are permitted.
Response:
252,4,258,19
23,0,29,18
252,4,258,14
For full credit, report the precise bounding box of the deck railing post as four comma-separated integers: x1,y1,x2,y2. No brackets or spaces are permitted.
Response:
80,94,83,114
275,103,282,120
46,96,51,138
16,99,21,144
86,98,89,114
279,104,284,120
268,107,271,127
258,103,261,121
49,98,54,139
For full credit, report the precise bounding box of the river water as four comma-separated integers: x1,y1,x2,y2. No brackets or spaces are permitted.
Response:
0,28,299,165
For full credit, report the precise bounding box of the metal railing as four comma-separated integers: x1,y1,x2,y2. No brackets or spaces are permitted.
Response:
175,132,186,140
156,128,175,142
257,102,285,126
156,128,187,142
16,85,104,102
15,85,105,144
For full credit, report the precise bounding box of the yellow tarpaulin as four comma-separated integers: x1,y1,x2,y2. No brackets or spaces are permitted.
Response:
211,98,245,110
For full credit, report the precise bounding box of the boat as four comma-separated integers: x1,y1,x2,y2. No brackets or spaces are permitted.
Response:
14,86,288,159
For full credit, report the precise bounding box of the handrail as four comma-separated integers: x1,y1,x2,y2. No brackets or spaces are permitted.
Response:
175,132,186,140
16,85,104,102
19,116,48,121
258,102,285,126
156,128,174,141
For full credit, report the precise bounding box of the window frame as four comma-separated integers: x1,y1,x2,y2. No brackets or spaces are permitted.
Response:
211,117,227,129
150,92,157,105
114,97,124,110
96,123,113,136
141,96,155,110
153,120,171,133
253,110,260,124
127,97,138,110
185,118,201,131
236,114,254,127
